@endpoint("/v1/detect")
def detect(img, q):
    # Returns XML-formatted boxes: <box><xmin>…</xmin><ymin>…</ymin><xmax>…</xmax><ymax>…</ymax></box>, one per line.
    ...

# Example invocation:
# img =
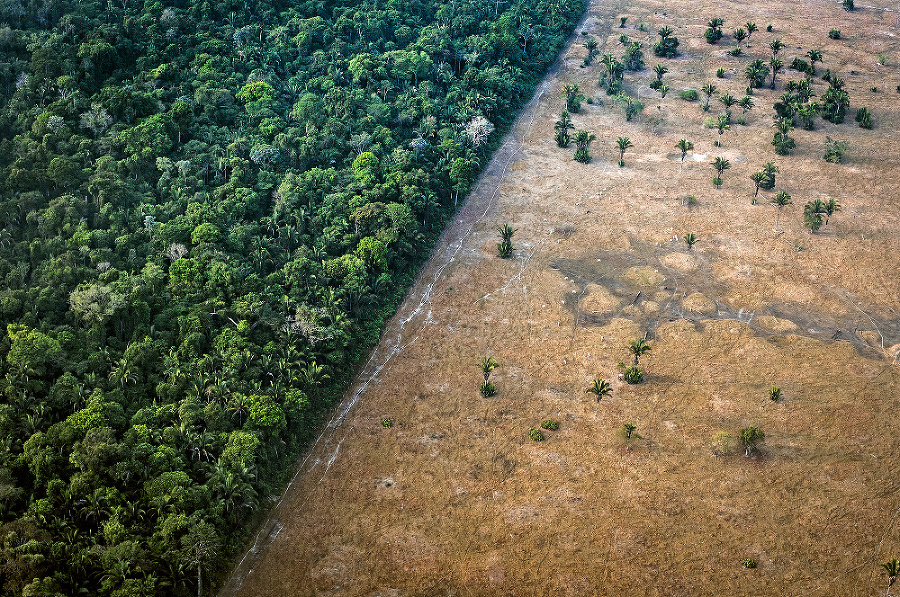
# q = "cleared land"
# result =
<box><xmin>225</xmin><ymin>0</ymin><xmax>900</xmax><ymax>595</ymax></box>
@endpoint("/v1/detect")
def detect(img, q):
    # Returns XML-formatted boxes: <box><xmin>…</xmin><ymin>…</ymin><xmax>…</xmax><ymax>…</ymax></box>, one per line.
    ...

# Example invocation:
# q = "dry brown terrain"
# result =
<box><xmin>223</xmin><ymin>0</ymin><xmax>900</xmax><ymax>595</ymax></box>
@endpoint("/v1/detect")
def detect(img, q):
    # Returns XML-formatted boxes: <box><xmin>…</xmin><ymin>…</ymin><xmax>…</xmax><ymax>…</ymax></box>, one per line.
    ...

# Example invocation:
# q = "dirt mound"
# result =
<box><xmin>578</xmin><ymin>284</ymin><xmax>622</xmax><ymax>316</ymax></box>
<box><xmin>682</xmin><ymin>292</ymin><xmax>717</xmax><ymax>315</ymax></box>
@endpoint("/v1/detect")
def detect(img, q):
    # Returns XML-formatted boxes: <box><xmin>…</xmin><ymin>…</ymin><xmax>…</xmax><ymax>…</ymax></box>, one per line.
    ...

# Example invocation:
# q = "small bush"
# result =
<box><xmin>711</xmin><ymin>431</ymin><xmax>736</xmax><ymax>456</ymax></box>
<box><xmin>855</xmin><ymin>107</ymin><xmax>873</xmax><ymax>129</ymax></box>
<box><xmin>712</xmin><ymin>176</ymin><xmax>722</xmax><ymax>188</ymax></box>
<box><xmin>528</xmin><ymin>428</ymin><xmax>545</xmax><ymax>441</ymax></box>
<box><xmin>766</xmin><ymin>24</ymin><xmax>773</xmax><ymax>32</ymax></box>
<box><xmin>619</xmin><ymin>423</ymin><xmax>640</xmax><ymax>440</ymax></box>
<box><xmin>679</xmin><ymin>89</ymin><xmax>699</xmax><ymax>101</ymax></box>
<box><xmin>497</xmin><ymin>240</ymin><xmax>513</xmax><ymax>258</ymax></box>
<box><xmin>703</xmin><ymin>116</ymin><xmax>717</xmax><ymax>128</ymax></box>
<box><xmin>828</xmin><ymin>28</ymin><xmax>841</xmax><ymax>40</ymax></box>
<box><xmin>381</xmin><ymin>418</ymin><xmax>393</xmax><ymax>428</ymax></box>
<box><xmin>742</xmin><ymin>558</ymin><xmax>757</xmax><ymax>569</ymax></box>
<box><xmin>789</xmin><ymin>58</ymin><xmax>812</xmax><ymax>74</ymax></box>
<box><xmin>716</xmin><ymin>67</ymin><xmax>725</xmax><ymax>78</ymax></box>
<box><xmin>649</xmin><ymin>79</ymin><xmax>663</xmax><ymax>91</ymax></box>
<box><xmin>540</xmin><ymin>420</ymin><xmax>560</xmax><ymax>431</ymax></box>
<box><xmin>480</xmin><ymin>380</ymin><xmax>497</xmax><ymax>397</ymax></box>
<box><xmin>735</xmin><ymin>115</ymin><xmax>747</xmax><ymax>126</ymax></box>
<box><xmin>622</xmin><ymin>365</ymin><xmax>644</xmax><ymax>384</ymax></box>
<box><xmin>823</xmin><ymin>136</ymin><xmax>848</xmax><ymax>163</ymax></box>
<box><xmin>728</xmin><ymin>47</ymin><xmax>742</xmax><ymax>57</ymax></box>
<box><xmin>843</xmin><ymin>0</ymin><xmax>854</xmax><ymax>10</ymax></box>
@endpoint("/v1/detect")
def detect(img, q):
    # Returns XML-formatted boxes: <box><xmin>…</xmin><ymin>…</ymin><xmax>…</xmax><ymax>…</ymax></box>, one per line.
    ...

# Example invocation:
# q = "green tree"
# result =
<box><xmin>806</xmin><ymin>49</ymin><xmax>823</xmax><ymax>75</ymax></box>
<box><xmin>733</xmin><ymin>28</ymin><xmax>747</xmax><ymax>46</ymax></box>
<box><xmin>804</xmin><ymin>200</ymin><xmax>826</xmax><ymax>233</ymax></box>
<box><xmin>745</xmin><ymin>22</ymin><xmax>758</xmax><ymax>43</ymax></box>
<box><xmin>561</xmin><ymin>84</ymin><xmax>585</xmax><ymax>113</ymax></box>
<box><xmin>883</xmin><ymin>558</ymin><xmax>900</xmax><ymax>587</ymax></box>
<box><xmin>479</xmin><ymin>357</ymin><xmax>498</xmax><ymax>381</ymax></box>
<box><xmin>629</xmin><ymin>338</ymin><xmax>651</xmax><ymax>364</ymax></box>
<box><xmin>585</xmin><ymin>378</ymin><xmax>612</xmax><ymax>402</ymax></box>
<box><xmin>771</xmin><ymin>191</ymin><xmax>792</xmax><ymax>230</ymax></box>
<box><xmin>739</xmin><ymin>426</ymin><xmax>765</xmax><ymax>457</ymax></box>
<box><xmin>574</xmin><ymin>130</ymin><xmax>596</xmax><ymax>163</ymax></box>
<box><xmin>555</xmin><ymin>110</ymin><xmax>575</xmax><ymax>147</ymax></box>
<box><xmin>683</xmin><ymin>232</ymin><xmax>698</xmax><ymax>250</ymax></box>
<box><xmin>676</xmin><ymin>139</ymin><xmax>694</xmax><ymax>163</ymax></box>
<box><xmin>616</xmin><ymin>136</ymin><xmax>633</xmax><ymax>167</ymax></box>
<box><xmin>701</xmin><ymin>82</ymin><xmax>718</xmax><ymax>110</ymax></box>
<box><xmin>654</xmin><ymin>63</ymin><xmax>668</xmax><ymax>81</ymax></box>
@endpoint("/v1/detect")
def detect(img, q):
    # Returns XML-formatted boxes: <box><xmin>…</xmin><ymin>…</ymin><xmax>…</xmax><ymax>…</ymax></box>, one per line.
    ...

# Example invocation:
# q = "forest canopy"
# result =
<box><xmin>0</xmin><ymin>0</ymin><xmax>585</xmax><ymax>594</ymax></box>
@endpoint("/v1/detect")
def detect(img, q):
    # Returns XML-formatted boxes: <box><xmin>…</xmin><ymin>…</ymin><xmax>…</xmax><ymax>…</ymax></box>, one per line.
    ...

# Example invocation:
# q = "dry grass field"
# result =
<box><xmin>223</xmin><ymin>0</ymin><xmax>900</xmax><ymax>595</ymax></box>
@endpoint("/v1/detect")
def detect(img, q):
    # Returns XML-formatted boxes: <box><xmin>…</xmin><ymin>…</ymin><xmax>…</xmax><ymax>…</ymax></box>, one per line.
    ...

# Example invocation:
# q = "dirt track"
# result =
<box><xmin>223</xmin><ymin>0</ymin><xmax>900</xmax><ymax>595</ymax></box>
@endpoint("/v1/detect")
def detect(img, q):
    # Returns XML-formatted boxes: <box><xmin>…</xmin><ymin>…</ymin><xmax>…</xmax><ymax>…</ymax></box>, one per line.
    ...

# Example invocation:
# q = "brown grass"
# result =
<box><xmin>224</xmin><ymin>1</ymin><xmax>900</xmax><ymax>595</ymax></box>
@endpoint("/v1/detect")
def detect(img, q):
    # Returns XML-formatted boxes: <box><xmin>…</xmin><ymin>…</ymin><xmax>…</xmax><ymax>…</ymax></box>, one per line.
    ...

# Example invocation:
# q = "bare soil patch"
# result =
<box><xmin>225</xmin><ymin>1</ymin><xmax>900</xmax><ymax>595</ymax></box>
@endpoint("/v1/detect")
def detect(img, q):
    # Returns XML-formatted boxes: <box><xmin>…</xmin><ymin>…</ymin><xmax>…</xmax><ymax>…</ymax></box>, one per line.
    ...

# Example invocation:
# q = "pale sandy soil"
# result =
<box><xmin>222</xmin><ymin>0</ymin><xmax>900</xmax><ymax>595</ymax></box>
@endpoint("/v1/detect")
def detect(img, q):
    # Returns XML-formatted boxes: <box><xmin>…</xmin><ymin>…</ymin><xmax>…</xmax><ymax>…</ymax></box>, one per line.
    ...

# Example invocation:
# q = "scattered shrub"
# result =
<box><xmin>381</xmin><ymin>418</ymin><xmax>393</xmax><ymax>428</ymax></box>
<box><xmin>619</xmin><ymin>423</ymin><xmax>640</xmax><ymax>440</ymax></box>
<box><xmin>728</xmin><ymin>47</ymin><xmax>743</xmax><ymax>57</ymax></box>
<box><xmin>716</xmin><ymin>67</ymin><xmax>725</xmax><ymax>78</ymax></box>
<box><xmin>480</xmin><ymin>380</ymin><xmax>497</xmax><ymax>397</ymax></box>
<box><xmin>712</xmin><ymin>176</ymin><xmax>722</xmax><ymax>188</ymax></box>
<box><xmin>541</xmin><ymin>420</ymin><xmax>560</xmax><ymax>431</ymax></box>
<box><xmin>789</xmin><ymin>57</ymin><xmax>812</xmax><ymax>74</ymax></box>
<box><xmin>742</xmin><ymin>558</ymin><xmax>758</xmax><ymax>569</ymax></box>
<box><xmin>843</xmin><ymin>0</ymin><xmax>854</xmax><ymax>10</ymax></box>
<box><xmin>497</xmin><ymin>240</ymin><xmax>513</xmax><ymax>258</ymax></box>
<box><xmin>528</xmin><ymin>428</ymin><xmax>545</xmax><ymax>441</ymax></box>
<box><xmin>679</xmin><ymin>89</ymin><xmax>699</xmax><ymax>101</ymax></box>
<box><xmin>877</xmin><ymin>53</ymin><xmax>887</xmax><ymax>65</ymax></box>
<box><xmin>828</xmin><ymin>28</ymin><xmax>841</xmax><ymax>40</ymax></box>
<box><xmin>711</xmin><ymin>431</ymin><xmax>736</xmax><ymax>456</ymax></box>
<box><xmin>766</xmin><ymin>24</ymin><xmax>773</xmax><ymax>32</ymax></box>
<box><xmin>855</xmin><ymin>107</ymin><xmax>873</xmax><ymax>128</ymax></box>
<box><xmin>622</xmin><ymin>365</ymin><xmax>644</xmax><ymax>384</ymax></box>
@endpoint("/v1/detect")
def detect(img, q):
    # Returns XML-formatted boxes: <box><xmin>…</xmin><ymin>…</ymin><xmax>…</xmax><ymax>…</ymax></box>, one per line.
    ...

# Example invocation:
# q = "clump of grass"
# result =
<box><xmin>620</xmin><ymin>364</ymin><xmax>644</xmax><ymax>384</ymax></box>
<box><xmin>828</xmin><ymin>28</ymin><xmax>841</xmax><ymax>40</ymax></box>
<box><xmin>480</xmin><ymin>380</ymin><xmax>497</xmax><ymax>397</ymax></box>
<box><xmin>381</xmin><ymin>418</ymin><xmax>393</xmax><ymax>428</ymax></box>
<box><xmin>742</xmin><ymin>558</ymin><xmax>757</xmax><ymax>569</ymax></box>
<box><xmin>528</xmin><ymin>428</ymin><xmax>545</xmax><ymax>441</ymax></box>
<box><xmin>679</xmin><ymin>89</ymin><xmax>699</xmax><ymax>101</ymax></box>
<box><xmin>540</xmin><ymin>420</ymin><xmax>559</xmax><ymax>431</ymax></box>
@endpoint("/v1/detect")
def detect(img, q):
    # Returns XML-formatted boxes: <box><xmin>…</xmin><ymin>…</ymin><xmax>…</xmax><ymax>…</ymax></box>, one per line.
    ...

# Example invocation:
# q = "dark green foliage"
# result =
<box><xmin>381</xmin><ymin>418</ymin><xmax>394</xmax><ymax>428</ymax></box>
<box><xmin>883</xmin><ymin>558</ymin><xmax>900</xmax><ymax>587</ymax></box>
<box><xmin>790</xmin><ymin>58</ymin><xmax>813</xmax><ymax>75</ymax></box>
<box><xmin>653</xmin><ymin>27</ymin><xmax>680</xmax><ymax>58</ymax></box>
<box><xmin>843</xmin><ymin>0</ymin><xmax>854</xmax><ymax>10</ymax></box>
<box><xmin>729</xmin><ymin>47</ymin><xmax>743</xmax><ymax>57</ymax></box>
<box><xmin>540</xmin><ymin>420</ymin><xmax>560</xmax><ymax>431</ymax></box>
<box><xmin>562</xmin><ymin>84</ymin><xmax>586</xmax><ymax>113</ymax></box>
<box><xmin>0</xmin><ymin>0</ymin><xmax>586</xmax><ymax>593</ymax></box>
<box><xmin>574</xmin><ymin>130</ymin><xmax>597</xmax><ymax>163</ymax></box>
<box><xmin>717</xmin><ymin>68</ymin><xmax>726</xmax><ymax>78</ymax></box>
<box><xmin>617</xmin><ymin>94</ymin><xmax>644</xmax><ymax>121</ymax></box>
<box><xmin>824</xmin><ymin>136</ymin><xmax>849</xmax><ymax>163</ymax></box>
<box><xmin>480</xmin><ymin>381</ymin><xmax>498</xmax><ymax>397</ymax></box>
<box><xmin>623</xmin><ymin>42</ymin><xmax>645</xmax><ymax>71</ymax></box>
<box><xmin>745</xmin><ymin>59</ymin><xmax>770</xmax><ymax>89</ymax></box>
<box><xmin>555</xmin><ymin>111</ymin><xmax>575</xmax><ymax>147</ymax></box>
<box><xmin>704</xmin><ymin>18</ymin><xmax>725</xmax><ymax>44</ymax></box>
<box><xmin>769</xmin><ymin>386</ymin><xmax>782</xmax><ymax>402</ymax></box>
<box><xmin>679</xmin><ymin>90</ymin><xmax>699</xmax><ymax>102</ymax></box>
<box><xmin>829</xmin><ymin>29</ymin><xmax>842</xmax><ymax>40</ymax></box>
<box><xmin>822</xmin><ymin>80</ymin><xmax>850</xmax><ymax>123</ymax></box>
<box><xmin>528</xmin><ymin>428</ymin><xmax>545</xmax><ymax>441</ymax></box>
<box><xmin>804</xmin><ymin>200</ymin><xmax>826</xmax><ymax>232</ymax></box>
<box><xmin>620</xmin><ymin>423</ymin><xmax>639</xmax><ymax>440</ymax></box>
<box><xmin>742</xmin><ymin>558</ymin><xmax>758</xmax><ymax>569</ymax></box>
<box><xmin>855</xmin><ymin>107</ymin><xmax>873</xmax><ymax>129</ymax></box>
<box><xmin>497</xmin><ymin>240</ymin><xmax>514</xmax><ymax>258</ymax></box>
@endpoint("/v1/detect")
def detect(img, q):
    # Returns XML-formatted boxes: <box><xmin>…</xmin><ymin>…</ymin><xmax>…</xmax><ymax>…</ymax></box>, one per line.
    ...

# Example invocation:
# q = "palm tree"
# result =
<box><xmin>554</xmin><ymin>110</ymin><xmax>574</xmax><ymax>147</ymax></box>
<box><xmin>573</xmin><ymin>130</ymin><xmax>596</xmax><ymax>163</ymax></box>
<box><xmin>733</xmin><ymin>27</ymin><xmax>747</xmax><ymax>46</ymax></box>
<box><xmin>561</xmin><ymin>84</ymin><xmax>583</xmax><ymax>113</ymax></box>
<box><xmin>771</xmin><ymin>191</ymin><xmax>792</xmax><ymax>230</ymax></box>
<box><xmin>654</xmin><ymin>63</ymin><xmax>668</xmax><ymax>81</ymax></box>
<box><xmin>751</xmin><ymin>171</ymin><xmax>767</xmax><ymax>202</ymax></box>
<box><xmin>479</xmin><ymin>356</ymin><xmax>498</xmax><ymax>381</ymax></box>
<box><xmin>719</xmin><ymin>92</ymin><xmax>737</xmax><ymax>108</ymax></box>
<box><xmin>806</xmin><ymin>49</ymin><xmax>823</xmax><ymax>75</ymax></box>
<box><xmin>629</xmin><ymin>338</ymin><xmax>651</xmax><ymax>364</ymax></box>
<box><xmin>823</xmin><ymin>198</ymin><xmax>841</xmax><ymax>226</ymax></box>
<box><xmin>701</xmin><ymin>82</ymin><xmax>718</xmax><ymax>110</ymax></box>
<box><xmin>769</xmin><ymin>57</ymin><xmax>783</xmax><ymax>89</ymax></box>
<box><xmin>772</xmin><ymin>117</ymin><xmax>795</xmax><ymax>155</ymax></box>
<box><xmin>745</xmin><ymin>22</ymin><xmax>758</xmax><ymax>42</ymax></box>
<box><xmin>883</xmin><ymin>558</ymin><xmax>900</xmax><ymax>587</ymax></box>
<box><xmin>804</xmin><ymin>199</ymin><xmax>827</xmax><ymax>233</ymax></box>
<box><xmin>769</xmin><ymin>385</ymin><xmax>782</xmax><ymax>402</ymax></box>
<box><xmin>584</xmin><ymin>37</ymin><xmax>599</xmax><ymax>63</ymax></box>
<box><xmin>658</xmin><ymin>26</ymin><xmax>673</xmax><ymax>40</ymax></box>
<box><xmin>616</xmin><ymin>136</ymin><xmax>633</xmax><ymax>167</ymax></box>
<box><xmin>739</xmin><ymin>95</ymin><xmax>754</xmax><ymax>112</ymax></box>
<box><xmin>676</xmin><ymin>138</ymin><xmax>694</xmax><ymax>163</ymax></box>
<box><xmin>585</xmin><ymin>378</ymin><xmax>612</xmax><ymax>402</ymax></box>
<box><xmin>769</xmin><ymin>38</ymin><xmax>785</xmax><ymax>59</ymax></box>
<box><xmin>715</xmin><ymin>114</ymin><xmax>731</xmax><ymax>145</ymax></box>
<box><xmin>497</xmin><ymin>224</ymin><xmax>515</xmax><ymax>242</ymax></box>
<box><xmin>713</xmin><ymin>156</ymin><xmax>731</xmax><ymax>179</ymax></box>
<box><xmin>683</xmin><ymin>232</ymin><xmax>698</xmax><ymax>250</ymax></box>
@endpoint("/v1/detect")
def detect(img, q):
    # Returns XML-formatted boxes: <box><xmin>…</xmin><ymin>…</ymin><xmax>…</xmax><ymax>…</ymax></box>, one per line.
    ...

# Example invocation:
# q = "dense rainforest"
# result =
<box><xmin>0</xmin><ymin>0</ymin><xmax>585</xmax><ymax>594</ymax></box>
